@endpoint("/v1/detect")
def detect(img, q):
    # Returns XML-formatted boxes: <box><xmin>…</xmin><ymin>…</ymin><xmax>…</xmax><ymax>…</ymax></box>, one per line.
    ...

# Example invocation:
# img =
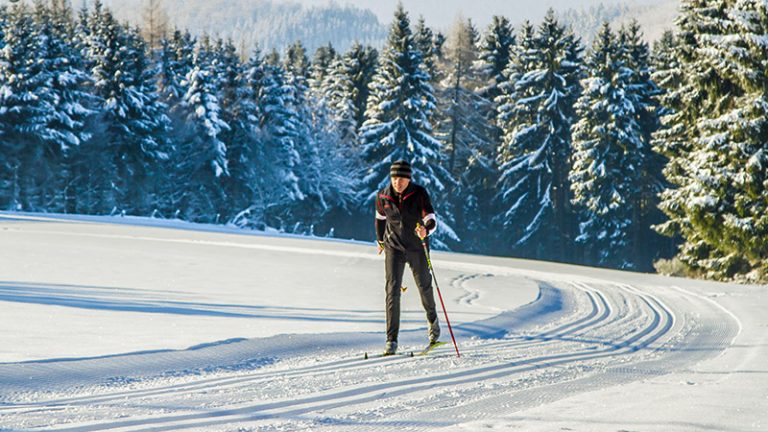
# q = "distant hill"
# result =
<box><xmin>558</xmin><ymin>0</ymin><xmax>679</xmax><ymax>45</ymax></box>
<box><xmin>100</xmin><ymin>0</ymin><xmax>679</xmax><ymax>56</ymax></box>
<box><xmin>101</xmin><ymin>0</ymin><xmax>388</xmax><ymax>55</ymax></box>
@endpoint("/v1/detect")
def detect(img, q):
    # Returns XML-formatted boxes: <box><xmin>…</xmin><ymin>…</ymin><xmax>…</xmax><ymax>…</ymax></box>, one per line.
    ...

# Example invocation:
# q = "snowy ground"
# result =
<box><xmin>0</xmin><ymin>211</ymin><xmax>766</xmax><ymax>431</ymax></box>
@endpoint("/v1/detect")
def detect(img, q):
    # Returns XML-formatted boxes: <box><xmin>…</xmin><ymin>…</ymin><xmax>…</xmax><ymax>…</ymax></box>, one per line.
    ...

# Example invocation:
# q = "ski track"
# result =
<box><xmin>0</xmin><ymin>219</ymin><xmax>739</xmax><ymax>430</ymax></box>
<box><xmin>0</xmin><ymin>271</ymin><xmax>739</xmax><ymax>432</ymax></box>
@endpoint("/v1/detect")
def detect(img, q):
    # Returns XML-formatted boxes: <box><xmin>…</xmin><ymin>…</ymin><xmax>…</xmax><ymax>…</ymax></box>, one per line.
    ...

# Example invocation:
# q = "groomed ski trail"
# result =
<box><xmin>0</xmin><ymin>280</ymin><xmax>736</xmax><ymax>431</ymax></box>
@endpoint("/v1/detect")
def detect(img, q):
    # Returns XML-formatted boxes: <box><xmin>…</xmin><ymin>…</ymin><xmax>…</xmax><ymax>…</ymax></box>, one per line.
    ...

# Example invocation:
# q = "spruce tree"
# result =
<box><xmin>413</xmin><ymin>16</ymin><xmax>441</xmax><ymax>83</ymax></box>
<box><xmin>81</xmin><ymin>8</ymin><xmax>170</xmax><ymax>215</ymax></box>
<box><xmin>254</xmin><ymin>62</ymin><xmax>303</xmax><ymax>229</ymax></box>
<box><xmin>344</xmin><ymin>42</ymin><xmax>378</xmax><ymax>129</ymax></box>
<box><xmin>435</xmin><ymin>17</ymin><xmax>495</xmax><ymax>250</ymax></box>
<box><xmin>214</xmin><ymin>40</ymin><xmax>261</xmax><ymax>223</ymax></box>
<box><xmin>0</xmin><ymin>3</ymin><xmax>61</xmax><ymax>211</ymax></box>
<box><xmin>33</xmin><ymin>1</ymin><xmax>93</xmax><ymax>213</ymax></box>
<box><xmin>359</xmin><ymin>4</ymin><xmax>453</xmax><ymax>244</ymax></box>
<box><xmin>655</xmin><ymin>0</ymin><xmax>768</xmax><ymax>280</ymax></box>
<box><xmin>308</xmin><ymin>42</ymin><xmax>337</xmax><ymax>97</ymax></box>
<box><xmin>618</xmin><ymin>20</ymin><xmax>666</xmax><ymax>270</ymax></box>
<box><xmin>570</xmin><ymin>23</ymin><xmax>642</xmax><ymax>269</ymax></box>
<box><xmin>174</xmin><ymin>40</ymin><xmax>230</xmax><ymax>222</ymax></box>
<box><xmin>359</xmin><ymin>4</ymin><xmax>446</xmax><ymax>194</ymax></box>
<box><xmin>284</xmin><ymin>40</ymin><xmax>309</xmax><ymax>77</ymax></box>
<box><xmin>158</xmin><ymin>29</ymin><xmax>195</xmax><ymax>106</ymax></box>
<box><xmin>495</xmin><ymin>12</ymin><xmax>583</xmax><ymax>261</ymax></box>
<box><xmin>321</xmin><ymin>55</ymin><xmax>358</xmax><ymax>148</ymax></box>
<box><xmin>475</xmin><ymin>15</ymin><xmax>515</xmax><ymax>104</ymax></box>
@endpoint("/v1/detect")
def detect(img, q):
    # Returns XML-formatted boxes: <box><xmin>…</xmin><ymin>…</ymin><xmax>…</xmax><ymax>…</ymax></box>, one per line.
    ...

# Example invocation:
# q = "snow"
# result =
<box><xmin>0</xmin><ymin>211</ymin><xmax>766</xmax><ymax>431</ymax></box>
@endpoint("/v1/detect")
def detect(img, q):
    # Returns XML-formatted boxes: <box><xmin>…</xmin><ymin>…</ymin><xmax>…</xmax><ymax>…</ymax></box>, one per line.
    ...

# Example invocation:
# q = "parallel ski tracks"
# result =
<box><xmin>0</xmin><ymin>277</ymin><xmax>706</xmax><ymax>432</ymax></box>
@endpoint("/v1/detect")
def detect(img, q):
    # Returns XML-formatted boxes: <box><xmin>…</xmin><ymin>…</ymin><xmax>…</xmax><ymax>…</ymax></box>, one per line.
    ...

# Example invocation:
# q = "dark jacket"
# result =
<box><xmin>375</xmin><ymin>182</ymin><xmax>437</xmax><ymax>252</ymax></box>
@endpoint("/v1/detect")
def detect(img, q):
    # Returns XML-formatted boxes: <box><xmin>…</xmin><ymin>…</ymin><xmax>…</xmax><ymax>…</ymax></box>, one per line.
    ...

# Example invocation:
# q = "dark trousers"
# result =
<box><xmin>385</xmin><ymin>248</ymin><xmax>438</xmax><ymax>343</ymax></box>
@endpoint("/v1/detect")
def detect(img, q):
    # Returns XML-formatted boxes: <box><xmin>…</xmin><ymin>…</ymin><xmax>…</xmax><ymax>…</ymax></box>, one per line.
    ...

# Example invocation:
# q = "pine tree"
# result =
<box><xmin>80</xmin><ymin>8</ymin><xmax>171</xmax><ymax>215</ymax></box>
<box><xmin>570</xmin><ymin>23</ymin><xmax>642</xmax><ymax>269</ymax></box>
<box><xmin>284</xmin><ymin>40</ymin><xmax>309</xmax><ymax>77</ymax></box>
<box><xmin>359</xmin><ymin>4</ymin><xmax>454</xmax><ymax>245</ymax></box>
<box><xmin>254</xmin><ymin>62</ymin><xmax>303</xmax><ymax>229</ymax></box>
<box><xmin>32</xmin><ymin>0</ymin><xmax>93</xmax><ymax>213</ymax></box>
<box><xmin>655</xmin><ymin>0</ymin><xmax>768</xmax><ymax>280</ymax></box>
<box><xmin>475</xmin><ymin>15</ymin><xmax>515</xmax><ymax>104</ymax></box>
<box><xmin>321</xmin><ymin>55</ymin><xmax>358</xmax><ymax>147</ymax></box>
<box><xmin>158</xmin><ymin>29</ymin><xmax>195</xmax><ymax>105</ymax></box>
<box><xmin>0</xmin><ymin>3</ymin><xmax>60</xmax><ymax>211</ymax></box>
<box><xmin>308</xmin><ymin>42</ymin><xmax>337</xmax><ymax>97</ymax></box>
<box><xmin>618</xmin><ymin>20</ymin><xmax>666</xmax><ymax>270</ymax></box>
<box><xmin>413</xmin><ymin>16</ymin><xmax>441</xmax><ymax>83</ymax></box>
<box><xmin>173</xmin><ymin>40</ymin><xmax>230</xmax><ymax>222</ymax></box>
<box><xmin>359</xmin><ymin>5</ymin><xmax>447</xmax><ymax>193</ymax></box>
<box><xmin>434</xmin><ymin>17</ymin><xmax>495</xmax><ymax>250</ymax></box>
<box><xmin>495</xmin><ymin>12</ymin><xmax>583</xmax><ymax>261</ymax></box>
<box><xmin>344</xmin><ymin>41</ymin><xmax>378</xmax><ymax>129</ymax></box>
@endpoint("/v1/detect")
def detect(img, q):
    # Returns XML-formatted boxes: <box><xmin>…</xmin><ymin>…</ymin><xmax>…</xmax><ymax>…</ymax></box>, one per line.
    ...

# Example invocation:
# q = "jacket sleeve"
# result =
<box><xmin>375</xmin><ymin>197</ymin><xmax>386</xmax><ymax>243</ymax></box>
<box><xmin>420</xmin><ymin>189</ymin><xmax>437</xmax><ymax>236</ymax></box>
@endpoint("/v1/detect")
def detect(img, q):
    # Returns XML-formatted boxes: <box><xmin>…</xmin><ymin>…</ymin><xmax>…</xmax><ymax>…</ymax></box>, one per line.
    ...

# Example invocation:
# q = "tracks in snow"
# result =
<box><xmin>0</xmin><ymin>277</ymin><xmax>737</xmax><ymax>432</ymax></box>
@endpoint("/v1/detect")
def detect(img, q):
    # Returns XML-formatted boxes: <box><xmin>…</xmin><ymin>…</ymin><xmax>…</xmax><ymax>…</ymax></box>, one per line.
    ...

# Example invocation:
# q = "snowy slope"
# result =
<box><xmin>0</xmin><ymin>212</ymin><xmax>765</xmax><ymax>431</ymax></box>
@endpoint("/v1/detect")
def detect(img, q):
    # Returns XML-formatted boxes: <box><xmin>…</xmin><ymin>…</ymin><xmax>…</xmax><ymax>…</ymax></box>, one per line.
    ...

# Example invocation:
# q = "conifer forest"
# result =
<box><xmin>1</xmin><ymin>0</ymin><xmax>767</xmax><ymax>282</ymax></box>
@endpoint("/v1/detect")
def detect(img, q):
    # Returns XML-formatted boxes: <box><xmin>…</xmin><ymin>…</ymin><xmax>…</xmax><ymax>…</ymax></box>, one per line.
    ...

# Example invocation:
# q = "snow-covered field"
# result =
<box><xmin>0</xmin><ymin>211</ymin><xmax>766</xmax><ymax>431</ymax></box>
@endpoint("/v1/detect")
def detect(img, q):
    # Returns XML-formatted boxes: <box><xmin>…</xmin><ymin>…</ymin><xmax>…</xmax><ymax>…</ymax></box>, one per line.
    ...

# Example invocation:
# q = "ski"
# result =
<box><xmin>363</xmin><ymin>350</ymin><xmax>414</xmax><ymax>360</ymax></box>
<box><xmin>362</xmin><ymin>341</ymin><xmax>448</xmax><ymax>360</ymax></box>
<box><xmin>418</xmin><ymin>341</ymin><xmax>448</xmax><ymax>356</ymax></box>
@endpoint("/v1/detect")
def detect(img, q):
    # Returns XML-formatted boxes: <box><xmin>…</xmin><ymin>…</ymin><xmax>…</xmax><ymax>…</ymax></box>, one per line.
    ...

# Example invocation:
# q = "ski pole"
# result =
<box><xmin>417</xmin><ymin>224</ymin><xmax>461</xmax><ymax>358</ymax></box>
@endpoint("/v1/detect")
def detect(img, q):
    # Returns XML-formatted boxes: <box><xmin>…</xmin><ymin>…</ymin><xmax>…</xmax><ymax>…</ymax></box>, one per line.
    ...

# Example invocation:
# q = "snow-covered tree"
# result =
<box><xmin>308</xmin><ymin>42</ymin><xmax>337</xmax><ymax>97</ymax></box>
<box><xmin>173</xmin><ymin>40</ymin><xmax>230</xmax><ymax>222</ymax></box>
<box><xmin>0</xmin><ymin>2</ymin><xmax>59</xmax><ymax>211</ymax></box>
<box><xmin>570</xmin><ymin>22</ymin><xmax>642</xmax><ymax>269</ymax></box>
<box><xmin>654</xmin><ymin>0</ymin><xmax>768</xmax><ymax>280</ymax></box>
<box><xmin>321</xmin><ymin>55</ymin><xmax>358</xmax><ymax>147</ymax></box>
<box><xmin>252</xmin><ymin>62</ymin><xmax>303</xmax><ymax>229</ymax></box>
<box><xmin>360</xmin><ymin>4</ymin><xmax>447</xmax><ymax>196</ymax></box>
<box><xmin>33</xmin><ymin>1</ymin><xmax>93</xmax><ymax>213</ymax></box>
<box><xmin>81</xmin><ymin>9</ymin><xmax>171</xmax><ymax>215</ymax></box>
<box><xmin>474</xmin><ymin>15</ymin><xmax>515</xmax><ymax>104</ymax></box>
<box><xmin>413</xmin><ymin>16</ymin><xmax>442</xmax><ymax>83</ymax></box>
<box><xmin>158</xmin><ymin>29</ymin><xmax>195</xmax><ymax>106</ymax></box>
<box><xmin>343</xmin><ymin>41</ymin><xmax>378</xmax><ymax>129</ymax></box>
<box><xmin>359</xmin><ymin>4</ymin><xmax>455</xmax><ymax>245</ymax></box>
<box><xmin>618</xmin><ymin>20</ymin><xmax>667</xmax><ymax>270</ymax></box>
<box><xmin>434</xmin><ymin>17</ymin><xmax>496</xmax><ymax>250</ymax></box>
<box><xmin>212</xmin><ymin>40</ymin><xmax>262</xmax><ymax>223</ymax></box>
<box><xmin>494</xmin><ymin>11</ymin><xmax>583</xmax><ymax>261</ymax></box>
<box><xmin>284</xmin><ymin>40</ymin><xmax>309</xmax><ymax>77</ymax></box>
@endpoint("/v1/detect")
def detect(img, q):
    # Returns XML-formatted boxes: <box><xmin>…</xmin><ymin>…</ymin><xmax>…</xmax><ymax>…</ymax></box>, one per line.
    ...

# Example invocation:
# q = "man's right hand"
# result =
<box><xmin>377</xmin><ymin>241</ymin><xmax>384</xmax><ymax>255</ymax></box>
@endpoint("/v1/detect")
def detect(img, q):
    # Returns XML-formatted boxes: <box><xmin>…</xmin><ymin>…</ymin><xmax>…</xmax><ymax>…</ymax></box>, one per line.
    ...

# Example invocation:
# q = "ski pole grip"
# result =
<box><xmin>415</xmin><ymin>222</ymin><xmax>426</xmax><ymax>240</ymax></box>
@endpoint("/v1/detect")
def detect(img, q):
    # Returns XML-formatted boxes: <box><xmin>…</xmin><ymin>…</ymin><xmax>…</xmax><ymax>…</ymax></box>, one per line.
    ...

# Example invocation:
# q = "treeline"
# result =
<box><xmin>1</xmin><ymin>0</ymin><xmax>766</xmax><ymax>281</ymax></box>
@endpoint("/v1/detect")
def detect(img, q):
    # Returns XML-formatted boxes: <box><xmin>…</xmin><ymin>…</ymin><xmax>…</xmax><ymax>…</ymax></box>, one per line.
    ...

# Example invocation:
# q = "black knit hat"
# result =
<box><xmin>390</xmin><ymin>160</ymin><xmax>412</xmax><ymax>178</ymax></box>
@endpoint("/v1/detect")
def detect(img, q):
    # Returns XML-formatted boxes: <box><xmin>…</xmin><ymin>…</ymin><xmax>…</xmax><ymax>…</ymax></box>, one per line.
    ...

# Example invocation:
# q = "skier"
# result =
<box><xmin>375</xmin><ymin>160</ymin><xmax>440</xmax><ymax>355</ymax></box>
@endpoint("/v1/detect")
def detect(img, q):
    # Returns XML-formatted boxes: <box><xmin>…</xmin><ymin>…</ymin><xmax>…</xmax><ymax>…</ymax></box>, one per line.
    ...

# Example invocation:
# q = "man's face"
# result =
<box><xmin>391</xmin><ymin>176</ymin><xmax>410</xmax><ymax>194</ymax></box>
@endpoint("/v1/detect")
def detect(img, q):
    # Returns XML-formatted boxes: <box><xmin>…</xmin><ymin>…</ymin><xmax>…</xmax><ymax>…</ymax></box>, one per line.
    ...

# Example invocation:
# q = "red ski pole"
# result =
<box><xmin>417</xmin><ymin>224</ymin><xmax>460</xmax><ymax>358</ymax></box>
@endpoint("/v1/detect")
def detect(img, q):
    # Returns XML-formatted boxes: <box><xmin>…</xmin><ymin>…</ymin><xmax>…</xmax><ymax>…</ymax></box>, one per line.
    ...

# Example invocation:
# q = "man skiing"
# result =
<box><xmin>375</xmin><ymin>160</ymin><xmax>440</xmax><ymax>355</ymax></box>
